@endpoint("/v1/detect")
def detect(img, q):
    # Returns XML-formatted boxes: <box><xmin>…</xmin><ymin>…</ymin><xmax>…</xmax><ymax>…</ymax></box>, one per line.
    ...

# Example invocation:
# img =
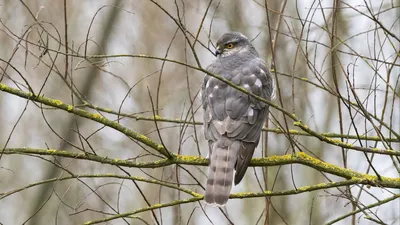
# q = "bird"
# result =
<box><xmin>202</xmin><ymin>32</ymin><xmax>274</xmax><ymax>206</ymax></box>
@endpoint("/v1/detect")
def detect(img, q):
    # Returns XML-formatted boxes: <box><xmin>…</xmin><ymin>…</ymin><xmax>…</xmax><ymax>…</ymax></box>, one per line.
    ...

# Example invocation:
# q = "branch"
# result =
<box><xmin>80</xmin><ymin>103</ymin><xmax>400</xmax><ymax>143</ymax></box>
<box><xmin>82</xmin><ymin>187</ymin><xmax>400</xmax><ymax>225</ymax></box>
<box><xmin>0</xmin><ymin>174</ymin><xmax>201</xmax><ymax>200</ymax></box>
<box><xmin>3</xmin><ymin>148</ymin><xmax>400</xmax><ymax>189</ymax></box>
<box><xmin>0</xmin><ymin>83</ymin><xmax>171</xmax><ymax>158</ymax></box>
<box><xmin>1</xmin><ymin>82</ymin><xmax>398</xmax><ymax>156</ymax></box>
<box><xmin>83</xmin><ymin>196</ymin><xmax>202</xmax><ymax>225</ymax></box>
<box><xmin>325</xmin><ymin>194</ymin><xmax>400</xmax><ymax>225</ymax></box>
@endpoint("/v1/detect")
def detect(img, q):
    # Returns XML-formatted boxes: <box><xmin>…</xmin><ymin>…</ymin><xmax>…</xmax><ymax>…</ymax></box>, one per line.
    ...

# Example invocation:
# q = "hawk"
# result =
<box><xmin>202</xmin><ymin>32</ymin><xmax>274</xmax><ymax>206</ymax></box>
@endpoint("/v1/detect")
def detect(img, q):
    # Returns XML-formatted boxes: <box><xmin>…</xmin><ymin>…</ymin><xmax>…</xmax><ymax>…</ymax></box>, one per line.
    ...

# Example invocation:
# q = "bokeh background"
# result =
<box><xmin>0</xmin><ymin>0</ymin><xmax>399</xmax><ymax>224</ymax></box>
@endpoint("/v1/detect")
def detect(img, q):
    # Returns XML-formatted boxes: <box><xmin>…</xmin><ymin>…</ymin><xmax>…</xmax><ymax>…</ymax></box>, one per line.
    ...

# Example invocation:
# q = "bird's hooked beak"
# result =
<box><xmin>215</xmin><ymin>46</ymin><xmax>222</xmax><ymax>56</ymax></box>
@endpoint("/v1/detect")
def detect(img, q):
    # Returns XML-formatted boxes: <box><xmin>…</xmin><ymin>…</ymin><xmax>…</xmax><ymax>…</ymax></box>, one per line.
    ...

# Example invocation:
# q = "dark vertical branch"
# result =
<box><xmin>329</xmin><ymin>1</ymin><xmax>356</xmax><ymax>224</ymax></box>
<box><xmin>262</xmin><ymin>1</ymin><xmax>287</xmax><ymax>224</ymax></box>
<box><xmin>63</xmin><ymin>0</ymin><xmax>68</xmax><ymax>80</ymax></box>
<box><xmin>28</xmin><ymin>1</ymin><xmax>125</xmax><ymax>224</ymax></box>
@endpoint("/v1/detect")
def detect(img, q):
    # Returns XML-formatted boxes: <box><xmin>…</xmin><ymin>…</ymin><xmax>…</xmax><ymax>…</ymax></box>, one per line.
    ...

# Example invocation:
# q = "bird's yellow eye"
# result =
<box><xmin>225</xmin><ymin>43</ymin><xmax>234</xmax><ymax>49</ymax></box>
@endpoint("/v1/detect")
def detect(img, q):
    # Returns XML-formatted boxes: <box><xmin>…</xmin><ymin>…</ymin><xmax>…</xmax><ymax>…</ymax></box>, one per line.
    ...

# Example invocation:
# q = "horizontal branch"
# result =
<box><xmin>0</xmin><ymin>174</ymin><xmax>201</xmax><ymax>200</ymax></box>
<box><xmin>2</xmin><ymin>147</ymin><xmax>399</xmax><ymax>224</ymax></box>
<box><xmin>83</xmin><ymin>184</ymin><xmax>400</xmax><ymax>225</ymax></box>
<box><xmin>1</xmin><ymin>83</ymin><xmax>398</xmax><ymax>156</ymax></box>
<box><xmin>83</xmin><ymin>196</ymin><xmax>202</xmax><ymax>224</ymax></box>
<box><xmin>3</xmin><ymin>148</ymin><xmax>400</xmax><ymax>189</ymax></box>
<box><xmin>81</xmin><ymin>103</ymin><xmax>400</xmax><ymax>143</ymax></box>
<box><xmin>293</xmin><ymin>122</ymin><xmax>399</xmax><ymax>155</ymax></box>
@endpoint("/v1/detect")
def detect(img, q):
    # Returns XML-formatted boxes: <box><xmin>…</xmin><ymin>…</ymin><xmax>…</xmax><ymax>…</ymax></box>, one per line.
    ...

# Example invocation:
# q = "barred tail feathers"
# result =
<box><xmin>205</xmin><ymin>140</ymin><xmax>240</xmax><ymax>206</ymax></box>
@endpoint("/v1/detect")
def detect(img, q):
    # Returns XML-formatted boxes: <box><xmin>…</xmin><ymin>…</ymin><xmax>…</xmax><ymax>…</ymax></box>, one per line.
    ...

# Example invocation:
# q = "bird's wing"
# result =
<box><xmin>202</xmin><ymin>57</ymin><xmax>273</xmax><ymax>185</ymax></box>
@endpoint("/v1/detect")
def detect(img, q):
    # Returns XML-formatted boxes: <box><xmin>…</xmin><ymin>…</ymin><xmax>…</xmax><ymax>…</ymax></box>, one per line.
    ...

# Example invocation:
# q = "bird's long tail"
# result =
<box><xmin>205</xmin><ymin>139</ymin><xmax>240</xmax><ymax>206</ymax></box>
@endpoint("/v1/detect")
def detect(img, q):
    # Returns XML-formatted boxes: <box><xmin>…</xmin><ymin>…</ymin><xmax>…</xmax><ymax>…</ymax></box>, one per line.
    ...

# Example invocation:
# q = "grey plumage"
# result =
<box><xmin>202</xmin><ymin>32</ymin><xmax>273</xmax><ymax>206</ymax></box>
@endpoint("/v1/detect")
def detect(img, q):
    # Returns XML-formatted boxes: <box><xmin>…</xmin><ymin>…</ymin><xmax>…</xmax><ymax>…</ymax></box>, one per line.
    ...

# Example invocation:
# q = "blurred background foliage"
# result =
<box><xmin>0</xmin><ymin>0</ymin><xmax>399</xmax><ymax>224</ymax></box>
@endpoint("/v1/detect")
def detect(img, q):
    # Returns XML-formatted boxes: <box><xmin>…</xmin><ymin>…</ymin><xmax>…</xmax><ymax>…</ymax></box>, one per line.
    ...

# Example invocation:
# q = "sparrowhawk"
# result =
<box><xmin>202</xmin><ymin>32</ymin><xmax>273</xmax><ymax>206</ymax></box>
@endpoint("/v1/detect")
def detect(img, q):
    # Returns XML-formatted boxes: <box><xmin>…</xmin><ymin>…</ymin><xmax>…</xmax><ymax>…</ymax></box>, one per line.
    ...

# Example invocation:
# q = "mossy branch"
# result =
<box><xmin>82</xmin><ymin>184</ymin><xmax>400</xmax><ymax>225</ymax></box>
<box><xmin>1</xmin><ymin>83</ymin><xmax>398</xmax><ymax>156</ymax></box>
<box><xmin>1</xmin><ymin>146</ymin><xmax>399</xmax><ymax>224</ymax></box>
<box><xmin>0</xmin><ymin>83</ymin><xmax>170</xmax><ymax>158</ymax></box>
<box><xmin>3</xmin><ymin>148</ymin><xmax>400</xmax><ymax>189</ymax></box>
<box><xmin>1</xmin><ymin>165</ymin><xmax>398</xmax><ymax>224</ymax></box>
<box><xmin>83</xmin><ymin>196</ymin><xmax>203</xmax><ymax>225</ymax></box>
<box><xmin>293</xmin><ymin>122</ymin><xmax>399</xmax><ymax>155</ymax></box>
<box><xmin>85</xmin><ymin>54</ymin><xmax>400</xmax><ymax>140</ymax></box>
<box><xmin>80</xmin><ymin>102</ymin><xmax>400</xmax><ymax>143</ymax></box>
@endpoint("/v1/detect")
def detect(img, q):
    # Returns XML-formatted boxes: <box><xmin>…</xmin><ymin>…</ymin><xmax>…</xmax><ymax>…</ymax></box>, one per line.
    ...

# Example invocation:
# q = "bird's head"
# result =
<box><xmin>215</xmin><ymin>32</ymin><xmax>253</xmax><ymax>58</ymax></box>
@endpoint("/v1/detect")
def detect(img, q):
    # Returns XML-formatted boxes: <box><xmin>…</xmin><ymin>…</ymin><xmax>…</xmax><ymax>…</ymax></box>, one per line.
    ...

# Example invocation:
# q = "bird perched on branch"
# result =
<box><xmin>202</xmin><ymin>32</ymin><xmax>274</xmax><ymax>206</ymax></box>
